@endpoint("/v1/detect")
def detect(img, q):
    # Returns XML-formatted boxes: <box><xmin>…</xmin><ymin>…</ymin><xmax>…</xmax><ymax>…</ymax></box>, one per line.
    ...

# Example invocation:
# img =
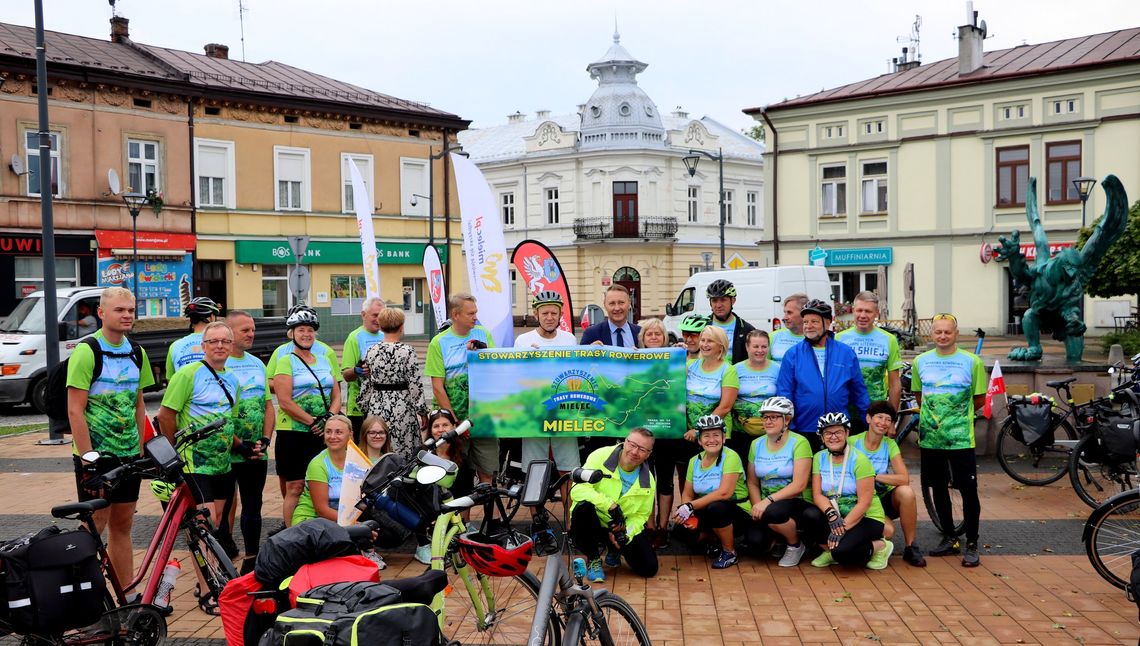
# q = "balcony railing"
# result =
<box><xmin>573</xmin><ymin>216</ymin><xmax>679</xmax><ymax>240</ymax></box>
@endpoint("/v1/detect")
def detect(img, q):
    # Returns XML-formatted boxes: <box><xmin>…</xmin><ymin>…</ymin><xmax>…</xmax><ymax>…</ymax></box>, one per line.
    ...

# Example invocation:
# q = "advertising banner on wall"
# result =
<box><xmin>97</xmin><ymin>253</ymin><xmax>193</xmax><ymax>317</ymax></box>
<box><xmin>511</xmin><ymin>239</ymin><xmax>575</xmax><ymax>333</ymax></box>
<box><xmin>467</xmin><ymin>346</ymin><xmax>687</xmax><ymax>438</ymax></box>
<box><xmin>452</xmin><ymin>152</ymin><xmax>513</xmax><ymax>349</ymax></box>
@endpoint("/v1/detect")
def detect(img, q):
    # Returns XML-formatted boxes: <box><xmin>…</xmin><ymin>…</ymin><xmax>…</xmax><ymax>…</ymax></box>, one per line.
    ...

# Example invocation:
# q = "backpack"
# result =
<box><xmin>44</xmin><ymin>336</ymin><xmax>144</xmax><ymax>422</ymax></box>
<box><xmin>0</xmin><ymin>525</ymin><xmax>105</xmax><ymax>636</ymax></box>
<box><xmin>259</xmin><ymin>581</ymin><xmax>442</xmax><ymax>646</ymax></box>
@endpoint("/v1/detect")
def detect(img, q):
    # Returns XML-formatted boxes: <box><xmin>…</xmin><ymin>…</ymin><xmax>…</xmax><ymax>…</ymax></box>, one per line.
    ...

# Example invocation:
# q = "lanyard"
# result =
<box><xmin>825</xmin><ymin>448</ymin><xmax>850</xmax><ymax>498</ymax></box>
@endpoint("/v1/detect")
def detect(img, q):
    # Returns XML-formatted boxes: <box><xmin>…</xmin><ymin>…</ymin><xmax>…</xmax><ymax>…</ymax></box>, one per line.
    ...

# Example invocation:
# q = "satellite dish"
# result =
<box><xmin>107</xmin><ymin>168</ymin><xmax>121</xmax><ymax>195</ymax></box>
<box><xmin>979</xmin><ymin>20</ymin><xmax>988</xmax><ymax>39</ymax></box>
<box><xmin>8</xmin><ymin>154</ymin><xmax>26</xmax><ymax>176</ymax></box>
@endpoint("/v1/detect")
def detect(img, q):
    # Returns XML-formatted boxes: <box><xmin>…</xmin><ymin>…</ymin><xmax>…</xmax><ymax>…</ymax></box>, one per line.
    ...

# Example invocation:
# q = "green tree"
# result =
<box><xmin>742</xmin><ymin>124</ymin><xmax>765</xmax><ymax>144</ymax></box>
<box><xmin>1076</xmin><ymin>199</ymin><xmax>1140</xmax><ymax>299</ymax></box>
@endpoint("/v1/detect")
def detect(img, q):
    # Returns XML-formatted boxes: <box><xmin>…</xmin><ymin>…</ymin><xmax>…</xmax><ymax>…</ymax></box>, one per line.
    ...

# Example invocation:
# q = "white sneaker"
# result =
<box><xmin>364</xmin><ymin>549</ymin><xmax>387</xmax><ymax>571</ymax></box>
<box><xmin>414</xmin><ymin>544</ymin><xmax>432</xmax><ymax>565</ymax></box>
<box><xmin>778</xmin><ymin>543</ymin><xmax>806</xmax><ymax>567</ymax></box>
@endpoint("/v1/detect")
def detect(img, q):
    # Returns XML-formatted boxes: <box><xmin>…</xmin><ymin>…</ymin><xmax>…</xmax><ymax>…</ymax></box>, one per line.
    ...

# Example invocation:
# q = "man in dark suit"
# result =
<box><xmin>581</xmin><ymin>284</ymin><xmax>641</xmax><ymax>348</ymax></box>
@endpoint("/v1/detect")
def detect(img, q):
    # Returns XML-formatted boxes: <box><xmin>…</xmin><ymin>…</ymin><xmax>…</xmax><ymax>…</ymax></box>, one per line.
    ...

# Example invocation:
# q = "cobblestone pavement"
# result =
<box><xmin>2</xmin><ymin>432</ymin><xmax>1137</xmax><ymax>644</ymax></box>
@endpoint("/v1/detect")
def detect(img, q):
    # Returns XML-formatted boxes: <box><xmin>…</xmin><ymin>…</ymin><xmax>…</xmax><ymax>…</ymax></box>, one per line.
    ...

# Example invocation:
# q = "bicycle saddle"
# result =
<box><xmin>381</xmin><ymin>569</ymin><xmax>448</xmax><ymax>605</ymax></box>
<box><xmin>51</xmin><ymin>499</ymin><xmax>110</xmax><ymax>518</ymax></box>
<box><xmin>1046</xmin><ymin>377</ymin><xmax>1078</xmax><ymax>388</ymax></box>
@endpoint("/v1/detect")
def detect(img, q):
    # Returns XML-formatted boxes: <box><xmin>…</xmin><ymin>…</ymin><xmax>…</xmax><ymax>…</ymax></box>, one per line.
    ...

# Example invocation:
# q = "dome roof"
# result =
<box><xmin>579</xmin><ymin>29</ymin><xmax>666</xmax><ymax>151</ymax></box>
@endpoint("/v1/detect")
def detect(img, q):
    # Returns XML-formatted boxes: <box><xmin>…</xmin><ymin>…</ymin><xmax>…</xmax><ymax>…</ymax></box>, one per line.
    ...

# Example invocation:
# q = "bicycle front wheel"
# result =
<box><xmin>996</xmin><ymin>415</ymin><xmax>1075</xmax><ymax>485</ymax></box>
<box><xmin>187</xmin><ymin>528</ymin><xmax>238</xmax><ymax>606</ymax></box>
<box><xmin>565</xmin><ymin>593</ymin><xmax>651</xmax><ymax>646</ymax></box>
<box><xmin>1084</xmin><ymin>490</ymin><xmax>1140</xmax><ymax>590</ymax></box>
<box><xmin>1069</xmin><ymin>435</ymin><xmax>1138</xmax><ymax>508</ymax></box>
<box><xmin>442</xmin><ymin>569</ymin><xmax>557</xmax><ymax>645</ymax></box>
<box><xmin>922</xmin><ymin>478</ymin><xmax>965</xmax><ymax>537</ymax></box>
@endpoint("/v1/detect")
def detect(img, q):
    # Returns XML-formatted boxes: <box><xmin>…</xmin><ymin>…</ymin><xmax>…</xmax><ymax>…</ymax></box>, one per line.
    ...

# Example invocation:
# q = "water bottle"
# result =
<box><xmin>154</xmin><ymin>559</ymin><xmax>181</xmax><ymax>608</ymax></box>
<box><xmin>372</xmin><ymin>493</ymin><xmax>421</xmax><ymax>529</ymax></box>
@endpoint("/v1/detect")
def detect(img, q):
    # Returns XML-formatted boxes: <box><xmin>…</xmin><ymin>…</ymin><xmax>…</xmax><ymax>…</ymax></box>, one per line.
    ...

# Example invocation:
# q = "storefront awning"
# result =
<box><xmin>95</xmin><ymin>229</ymin><xmax>196</xmax><ymax>252</ymax></box>
<box><xmin>109</xmin><ymin>248</ymin><xmax>185</xmax><ymax>259</ymax></box>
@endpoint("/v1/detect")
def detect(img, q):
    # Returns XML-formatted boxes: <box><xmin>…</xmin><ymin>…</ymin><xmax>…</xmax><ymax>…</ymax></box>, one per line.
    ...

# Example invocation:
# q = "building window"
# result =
<box><xmin>400</xmin><ymin>158</ymin><xmax>428</xmax><ymax>217</ymax></box>
<box><xmin>127</xmin><ymin>139</ymin><xmax>160</xmax><ymax>194</ymax></box>
<box><xmin>330</xmin><ymin>274</ymin><xmax>367</xmax><ymax>315</ymax></box>
<box><xmin>823</xmin><ymin>125</ymin><xmax>845</xmax><ymax>139</ymax></box>
<box><xmin>687</xmin><ymin>186</ymin><xmax>699</xmax><ymax>223</ymax></box>
<box><xmin>860</xmin><ymin>161</ymin><xmax>888</xmax><ymax>214</ymax></box>
<box><xmin>261</xmin><ymin>265</ymin><xmax>291</xmax><ymax>317</ymax></box>
<box><xmin>274</xmin><ymin>146</ymin><xmax>310</xmax><ymax>211</ymax></box>
<box><xmin>746</xmin><ymin>191</ymin><xmax>758</xmax><ymax>227</ymax></box>
<box><xmin>1046</xmin><ymin>141</ymin><xmax>1082</xmax><ymax>204</ymax></box>
<box><xmin>546</xmin><ymin>188</ymin><xmax>560</xmax><ymax>224</ymax></box>
<box><xmin>501</xmin><ymin>192</ymin><xmax>515</xmax><ymax>226</ymax></box>
<box><xmin>821</xmin><ymin>165</ymin><xmax>847</xmax><ymax>217</ymax></box>
<box><xmin>341</xmin><ymin>153</ymin><xmax>374</xmax><ymax>213</ymax></box>
<box><xmin>1000</xmin><ymin>104</ymin><xmax>1027</xmax><ymax>121</ymax></box>
<box><xmin>830</xmin><ymin>270</ymin><xmax>879</xmax><ymax>308</ymax></box>
<box><xmin>613</xmin><ymin>182</ymin><xmax>638</xmax><ymax>234</ymax></box>
<box><xmin>723</xmin><ymin>189</ymin><xmax>734</xmax><ymax>224</ymax></box>
<box><xmin>863</xmin><ymin>120</ymin><xmax>884</xmax><ymax>135</ymax></box>
<box><xmin>1053</xmin><ymin>98</ymin><xmax>1079</xmax><ymax>115</ymax></box>
<box><xmin>194</xmin><ymin>138</ymin><xmax>235</xmax><ymax>208</ymax></box>
<box><xmin>15</xmin><ymin>256</ymin><xmax>78</xmax><ymax>299</ymax></box>
<box><xmin>24</xmin><ymin>130</ymin><xmax>61</xmax><ymax>197</ymax></box>
<box><xmin>996</xmin><ymin>145</ymin><xmax>1029</xmax><ymax>207</ymax></box>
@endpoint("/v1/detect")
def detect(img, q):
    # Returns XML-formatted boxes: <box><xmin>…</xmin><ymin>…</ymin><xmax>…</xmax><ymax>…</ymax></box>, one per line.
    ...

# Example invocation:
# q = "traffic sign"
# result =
<box><xmin>288</xmin><ymin>236</ymin><xmax>310</xmax><ymax>260</ymax></box>
<box><xmin>288</xmin><ymin>264</ymin><xmax>311</xmax><ymax>303</ymax></box>
<box><xmin>726</xmin><ymin>253</ymin><xmax>747</xmax><ymax>270</ymax></box>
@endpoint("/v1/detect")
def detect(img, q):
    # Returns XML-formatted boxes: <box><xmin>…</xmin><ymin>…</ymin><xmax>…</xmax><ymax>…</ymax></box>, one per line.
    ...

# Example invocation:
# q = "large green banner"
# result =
<box><xmin>468</xmin><ymin>347</ymin><xmax>687</xmax><ymax>438</ymax></box>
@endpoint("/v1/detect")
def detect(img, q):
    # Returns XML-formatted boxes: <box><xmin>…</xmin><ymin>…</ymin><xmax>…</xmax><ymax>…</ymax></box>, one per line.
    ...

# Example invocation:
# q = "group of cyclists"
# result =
<box><xmin>62</xmin><ymin>275</ymin><xmax>986</xmax><ymax>613</ymax></box>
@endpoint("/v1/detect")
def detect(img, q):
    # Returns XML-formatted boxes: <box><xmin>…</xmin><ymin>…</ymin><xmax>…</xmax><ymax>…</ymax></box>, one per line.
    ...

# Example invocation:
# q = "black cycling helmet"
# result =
<box><xmin>817</xmin><ymin>411</ymin><xmax>851</xmax><ymax>431</ymax></box>
<box><xmin>801</xmin><ymin>299</ymin><xmax>833</xmax><ymax>321</ymax></box>
<box><xmin>186</xmin><ymin>297</ymin><xmax>221</xmax><ymax>322</ymax></box>
<box><xmin>287</xmin><ymin>303</ymin><xmax>316</xmax><ymax>317</ymax></box>
<box><xmin>285</xmin><ymin>308</ymin><xmax>320</xmax><ymax>331</ymax></box>
<box><xmin>437</xmin><ymin>319</ymin><xmax>453</xmax><ymax>334</ymax></box>
<box><xmin>706</xmin><ymin>279</ymin><xmax>737</xmax><ymax>299</ymax></box>
<box><xmin>531</xmin><ymin>290</ymin><xmax>564</xmax><ymax>310</ymax></box>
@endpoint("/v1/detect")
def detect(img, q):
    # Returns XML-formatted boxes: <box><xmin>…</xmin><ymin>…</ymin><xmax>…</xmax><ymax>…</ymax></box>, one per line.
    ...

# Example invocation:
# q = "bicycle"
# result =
<box><xmin>516</xmin><ymin>459</ymin><xmax>652</xmax><ymax>646</ymax></box>
<box><xmin>1068</xmin><ymin>389</ymin><xmax>1140</xmax><ymax>508</ymax></box>
<box><xmin>1083</xmin><ymin>458</ymin><xmax>1140</xmax><ymax>591</ymax></box>
<box><xmin>356</xmin><ymin>422</ymin><xmax>552</xmax><ymax>644</ymax></box>
<box><xmin>1</xmin><ymin>419</ymin><xmax>237</xmax><ymax>645</ymax></box>
<box><xmin>892</xmin><ymin>384</ymin><xmax>967</xmax><ymax>538</ymax></box>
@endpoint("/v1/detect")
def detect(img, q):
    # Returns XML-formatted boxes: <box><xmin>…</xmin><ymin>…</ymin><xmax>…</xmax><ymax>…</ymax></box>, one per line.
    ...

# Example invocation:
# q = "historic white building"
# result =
<box><xmin>459</xmin><ymin>31</ymin><xmax>765</xmax><ymax>321</ymax></box>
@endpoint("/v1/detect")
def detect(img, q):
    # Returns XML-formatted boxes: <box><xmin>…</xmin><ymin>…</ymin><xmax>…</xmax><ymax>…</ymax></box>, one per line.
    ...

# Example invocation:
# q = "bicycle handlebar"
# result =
<box><xmin>89</xmin><ymin>419</ymin><xmax>227</xmax><ymax>488</ymax></box>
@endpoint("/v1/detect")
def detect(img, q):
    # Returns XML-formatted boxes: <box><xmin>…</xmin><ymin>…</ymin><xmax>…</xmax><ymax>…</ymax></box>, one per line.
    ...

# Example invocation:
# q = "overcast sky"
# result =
<box><xmin>4</xmin><ymin>1</ymin><xmax>1140</xmax><ymax>134</ymax></box>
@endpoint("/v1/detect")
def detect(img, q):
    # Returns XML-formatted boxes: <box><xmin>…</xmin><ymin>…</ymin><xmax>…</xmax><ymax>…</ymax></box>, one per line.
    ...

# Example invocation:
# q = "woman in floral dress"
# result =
<box><xmin>358</xmin><ymin>308</ymin><xmax>428</xmax><ymax>462</ymax></box>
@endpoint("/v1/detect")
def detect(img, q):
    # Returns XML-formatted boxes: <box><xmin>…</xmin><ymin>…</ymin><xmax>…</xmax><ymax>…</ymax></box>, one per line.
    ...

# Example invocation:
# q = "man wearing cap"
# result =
<box><xmin>775</xmin><ymin>299</ymin><xmax>869</xmax><ymax>453</ymax></box>
<box><xmin>706</xmin><ymin>279</ymin><xmax>756</xmax><ymax>364</ymax></box>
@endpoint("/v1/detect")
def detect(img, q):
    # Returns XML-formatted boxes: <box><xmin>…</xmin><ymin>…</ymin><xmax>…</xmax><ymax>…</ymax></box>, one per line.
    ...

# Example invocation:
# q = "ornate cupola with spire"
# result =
<box><xmin>578</xmin><ymin>27</ymin><xmax>666</xmax><ymax>151</ymax></box>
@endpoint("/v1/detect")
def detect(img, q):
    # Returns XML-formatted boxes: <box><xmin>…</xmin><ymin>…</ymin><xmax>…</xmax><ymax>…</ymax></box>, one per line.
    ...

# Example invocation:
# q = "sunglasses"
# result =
<box><xmin>932</xmin><ymin>313</ymin><xmax>958</xmax><ymax>323</ymax></box>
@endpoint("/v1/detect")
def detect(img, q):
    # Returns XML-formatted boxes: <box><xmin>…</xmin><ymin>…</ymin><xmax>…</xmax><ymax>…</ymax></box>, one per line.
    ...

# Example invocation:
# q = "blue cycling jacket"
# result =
<box><xmin>775</xmin><ymin>332</ymin><xmax>870</xmax><ymax>433</ymax></box>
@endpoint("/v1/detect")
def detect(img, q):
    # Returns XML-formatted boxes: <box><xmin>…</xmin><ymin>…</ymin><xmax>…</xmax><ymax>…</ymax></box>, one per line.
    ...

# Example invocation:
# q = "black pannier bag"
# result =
<box><xmin>1012</xmin><ymin>397</ymin><xmax>1056</xmax><ymax>447</ymax></box>
<box><xmin>1098</xmin><ymin>410</ymin><xmax>1140</xmax><ymax>464</ymax></box>
<box><xmin>357</xmin><ymin>454</ymin><xmax>444</xmax><ymax>548</ymax></box>
<box><xmin>259</xmin><ymin>580</ymin><xmax>442</xmax><ymax>646</ymax></box>
<box><xmin>0</xmin><ymin>525</ymin><xmax>105</xmax><ymax>635</ymax></box>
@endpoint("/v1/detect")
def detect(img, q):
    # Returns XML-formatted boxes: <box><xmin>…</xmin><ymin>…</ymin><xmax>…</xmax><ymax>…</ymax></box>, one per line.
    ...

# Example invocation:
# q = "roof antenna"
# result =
<box><xmin>896</xmin><ymin>15</ymin><xmax>922</xmax><ymax>62</ymax></box>
<box><xmin>238</xmin><ymin>0</ymin><xmax>248</xmax><ymax>61</ymax></box>
<box><xmin>108</xmin><ymin>0</ymin><xmax>117</xmax><ymax>17</ymax></box>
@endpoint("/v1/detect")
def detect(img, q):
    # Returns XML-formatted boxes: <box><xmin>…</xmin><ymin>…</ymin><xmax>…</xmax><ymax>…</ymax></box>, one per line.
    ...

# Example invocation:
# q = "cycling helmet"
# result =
<box><xmin>695</xmin><ymin>414</ymin><xmax>726</xmax><ymax>432</ymax></box>
<box><xmin>150</xmin><ymin>478</ymin><xmax>176</xmax><ymax>503</ymax></box>
<box><xmin>437</xmin><ymin>319</ymin><xmax>453</xmax><ymax>334</ymax></box>
<box><xmin>759</xmin><ymin>396</ymin><xmax>795</xmax><ymax>417</ymax></box>
<box><xmin>706</xmin><ymin>279</ymin><xmax>737</xmax><ymax>299</ymax></box>
<box><xmin>457</xmin><ymin>529</ymin><xmax>534</xmax><ymax>577</ymax></box>
<box><xmin>287</xmin><ymin>303</ymin><xmax>316</xmax><ymax>317</ymax></box>
<box><xmin>817</xmin><ymin>411</ymin><xmax>851</xmax><ymax>431</ymax></box>
<box><xmin>185</xmin><ymin>297</ymin><xmax>221</xmax><ymax>321</ymax></box>
<box><xmin>286</xmin><ymin>308</ymin><xmax>320</xmax><ymax>331</ymax></box>
<box><xmin>531</xmin><ymin>290</ymin><xmax>564</xmax><ymax>310</ymax></box>
<box><xmin>679</xmin><ymin>313</ymin><xmax>711</xmax><ymax>334</ymax></box>
<box><xmin>801</xmin><ymin>299</ymin><xmax>834</xmax><ymax>321</ymax></box>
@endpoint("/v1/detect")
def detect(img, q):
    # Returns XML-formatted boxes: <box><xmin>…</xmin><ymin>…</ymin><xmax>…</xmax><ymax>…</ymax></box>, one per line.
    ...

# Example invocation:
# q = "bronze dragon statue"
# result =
<box><xmin>995</xmin><ymin>175</ymin><xmax>1129</xmax><ymax>362</ymax></box>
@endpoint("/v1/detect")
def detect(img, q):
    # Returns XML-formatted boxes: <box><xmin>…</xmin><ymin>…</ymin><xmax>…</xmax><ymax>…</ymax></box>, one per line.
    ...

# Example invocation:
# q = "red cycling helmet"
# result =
<box><xmin>457</xmin><ymin>529</ymin><xmax>534</xmax><ymax>577</ymax></box>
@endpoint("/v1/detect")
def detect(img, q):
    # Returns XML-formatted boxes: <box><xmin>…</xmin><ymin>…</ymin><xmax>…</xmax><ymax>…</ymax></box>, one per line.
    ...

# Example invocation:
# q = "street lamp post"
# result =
<box><xmin>682</xmin><ymin>148</ymin><xmax>725</xmax><ymax>269</ymax></box>
<box><xmin>424</xmin><ymin>142</ymin><xmax>468</xmax><ymax>291</ymax></box>
<box><xmin>1073</xmin><ymin>176</ymin><xmax>1097</xmax><ymax>228</ymax></box>
<box><xmin>122</xmin><ymin>192</ymin><xmax>148</xmax><ymax>302</ymax></box>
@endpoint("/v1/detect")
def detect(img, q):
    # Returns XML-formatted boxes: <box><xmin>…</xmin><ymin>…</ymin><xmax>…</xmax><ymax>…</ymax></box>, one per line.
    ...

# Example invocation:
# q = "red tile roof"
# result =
<box><xmin>748</xmin><ymin>27</ymin><xmax>1140</xmax><ymax>114</ymax></box>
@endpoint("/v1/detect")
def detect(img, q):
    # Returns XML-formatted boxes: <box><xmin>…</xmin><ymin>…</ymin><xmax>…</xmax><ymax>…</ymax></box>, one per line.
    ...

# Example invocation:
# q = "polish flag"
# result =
<box><xmin>984</xmin><ymin>360</ymin><xmax>1006</xmax><ymax>419</ymax></box>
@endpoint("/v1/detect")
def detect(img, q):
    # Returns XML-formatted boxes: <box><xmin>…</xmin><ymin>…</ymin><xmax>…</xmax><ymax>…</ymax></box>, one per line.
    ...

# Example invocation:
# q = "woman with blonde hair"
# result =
<box><xmin>359</xmin><ymin>307</ymin><xmax>428</xmax><ymax>463</ymax></box>
<box><xmin>637</xmin><ymin>319</ymin><xmax>669</xmax><ymax>349</ymax></box>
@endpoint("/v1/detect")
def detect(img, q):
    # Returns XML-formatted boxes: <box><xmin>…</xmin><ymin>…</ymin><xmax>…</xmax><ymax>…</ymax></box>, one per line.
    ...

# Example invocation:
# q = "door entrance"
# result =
<box><xmin>194</xmin><ymin>260</ymin><xmax>227</xmax><ymax>310</ymax></box>
<box><xmin>402</xmin><ymin>277</ymin><xmax>425</xmax><ymax>335</ymax></box>
<box><xmin>613</xmin><ymin>266</ymin><xmax>641</xmax><ymax>322</ymax></box>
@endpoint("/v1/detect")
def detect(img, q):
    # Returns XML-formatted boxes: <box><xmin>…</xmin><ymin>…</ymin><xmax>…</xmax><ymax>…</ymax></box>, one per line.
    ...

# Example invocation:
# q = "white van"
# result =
<box><xmin>662</xmin><ymin>266</ymin><xmax>833</xmax><ymax>341</ymax></box>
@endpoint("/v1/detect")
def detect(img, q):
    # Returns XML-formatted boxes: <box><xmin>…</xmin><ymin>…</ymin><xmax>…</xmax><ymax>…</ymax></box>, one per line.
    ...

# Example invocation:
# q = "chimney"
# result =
<box><xmin>507</xmin><ymin>111</ymin><xmax>525</xmax><ymax>124</ymax></box>
<box><xmin>672</xmin><ymin>105</ymin><xmax>689</xmax><ymax>119</ymax></box>
<box><xmin>110</xmin><ymin>16</ymin><xmax>129</xmax><ymax>43</ymax></box>
<box><xmin>958</xmin><ymin>2</ymin><xmax>986</xmax><ymax>75</ymax></box>
<box><xmin>204</xmin><ymin>43</ymin><xmax>230</xmax><ymax>60</ymax></box>
<box><xmin>536</xmin><ymin>109</ymin><xmax>551</xmax><ymax>120</ymax></box>
<box><xmin>897</xmin><ymin>46</ymin><xmax>921</xmax><ymax>72</ymax></box>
